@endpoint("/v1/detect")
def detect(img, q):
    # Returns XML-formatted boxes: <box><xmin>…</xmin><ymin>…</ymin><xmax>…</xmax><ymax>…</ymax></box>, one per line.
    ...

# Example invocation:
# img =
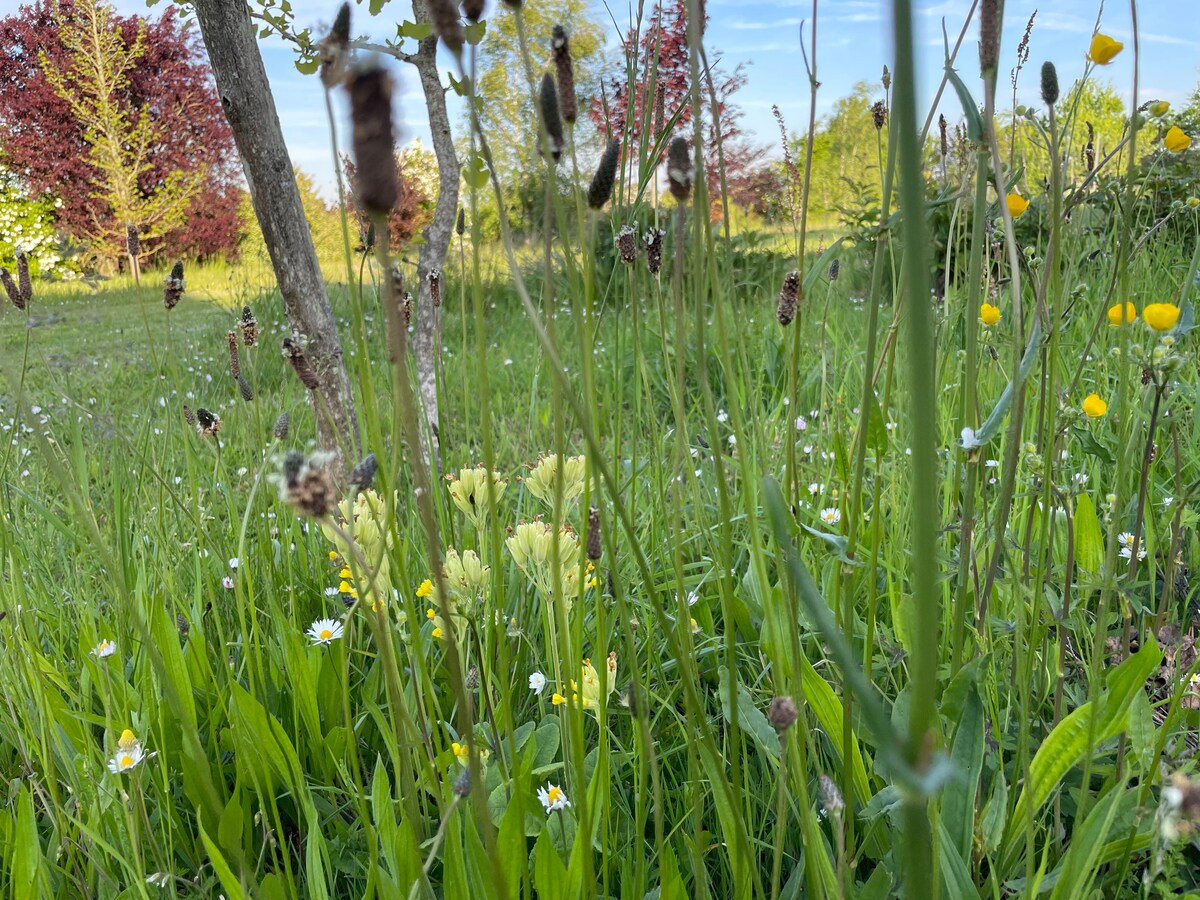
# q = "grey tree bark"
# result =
<box><xmin>405</xmin><ymin>0</ymin><xmax>460</xmax><ymax>468</ymax></box>
<box><xmin>192</xmin><ymin>0</ymin><xmax>359</xmax><ymax>470</ymax></box>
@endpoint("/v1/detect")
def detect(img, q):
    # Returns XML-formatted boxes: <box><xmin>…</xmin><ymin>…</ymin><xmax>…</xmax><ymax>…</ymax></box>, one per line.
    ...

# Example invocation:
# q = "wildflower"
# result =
<box><xmin>960</xmin><ymin>427</ymin><xmax>982</xmax><ymax>450</ymax></box>
<box><xmin>1039</xmin><ymin>61</ymin><xmax>1059</xmax><ymax>106</ymax></box>
<box><xmin>979</xmin><ymin>303</ymin><xmax>1001</xmax><ymax>325</ymax></box>
<box><xmin>1107</xmin><ymin>302</ymin><xmax>1137</xmax><ymax>326</ymax></box>
<box><xmin>1143</xmin><ymin>303</ymin><xmax>1180</xmax><ymax>332</ymax></box>
<box><xmin>529</xmin><ymin>671</ymin><xmax>547</xmax><ymax>694</ymax></box>
<box><xmin>228</xmin><ymin>558</ymin><xmax>239</xmax><ymax>569</ymax></box>
<box><xmin>524</xmin><ymin>454</ymin><xmax>588</xmax><ymax>507</ymax></box>
<box><xmin>552</xmin><ymin>692</ymin><xmax>566</xmax><ymax>705</ymax></box>
<box><xmin>1005</xmin><ymin>194</ymin><xmax>1029</xmax><ymax>218</ymax></box>
<box><xmin>431</xmin><ymin>626</ymin><xmax>444</xmax><ymax>640</ymax></box>
<box><xmin>195</xmin><ymin>408</ymin><xmax>222</xmax><ymax>438</ymax></box>
<box><xmin>222</xmin><ymin>576</ymin><xmax>235</xmax><ymax>590</ymax></box>
<box><xmin>307</xmin><ymin>618</ymin><xmax>344</xmax><ymax>645</ymax></box>
<box><xmin>616</xmin><ymin>226</ymin><xmax>638</xmax><ymax>264</ymax></box>
<box><xmin>538</xmin><ymin>783</ymin><xmax>571</xmax><ymax>813</ymax></box>
<box><xmin>273</xmin><ymin>411</ymin><xmax>290</xmax><ymax>439</ymax></box>
<box><xmin>586</xmin><ymin>506</ymin><xmax>602</xmax><ymax>561</ymax></box>
<box><xmin>435</xmin><ymin>548</ymin><xmax>491</xmax><ymax>615</ymax></box>
<box><xmin>1118</xmin><ymin>531</ymin><xmax>1147</xmax><ymax>561</ymax></box>
<box><xmin>1086</xmin><ymin>32</ymin><xmax>1123</xmax><ymax>65</ymax></box>
<box><xmin>320</xmin><ymin>489</ymin><xmax>397</xmax><ymax>608</ymax></box>
<box><xmin>1149</xmin><ymin>100</ymin><xmax>1170</xmax><ymax>117</ymax></box>
<box><xmin>282</xmin><ymin>338</ymin><xmax>321</xmax><ymax>390</ymax></box>
<box><xmin>644</xmin><ymin>227</ymin><xmax>665</xmax><ymax>275</ymax></box>
<box><xmin>445</xmin><ymin>462</ymin><xmax>508</xmax><ymax>523</ymax></box>
<box><xmin>1082</xmin><ymin>393</ymin><xmax>1107</xmax><ymax>418</ymax></box>
<box><xmin>451</xmin><ymin>741</ymin><xmax>470</xmax><ymax>767</ymax></box>
<box><xmin>349</xmin><ymin>453</ymin><xmax>378</xmax><ymax>491</ymax></box>
<box><xmin>416</xmin><ymin>579</ymin><xmax>433</xmax><ymax>598</ymax></box>
<box><xmin>1164</xmin><ymin>126</ymin><xmax>1192</xmax><ymax>153</ymax></box>
<box><xmin>768</xmin><ymin>696</ymin><xmax>798</xmax><ymax>731</ymax></box>
<box><xmin>687</xmin><ymin>590</ymin><xmax>699</xmax><ymax>607</ymax></box>
<box><xmin>240</xmin><ymin>305</ymin><xmax>259</xmax><ymax>346</ymax></box>
<box><xmin>92</xmin><ymin>639</ymin><xmax>116</xmax><ymax>659</ymax></box>
<box><xmin>551</xmin><ymin>25</ymin><xmax>577</xmax><ymax>124</ymax></box>
<box><xmin>107</xmin><ymin>729</ymin><xmax>145</xmax><ymax>774</ymax></box>
<box><xmin>819</xmin><ymin>507</ymin><xmax>841</xmax><ymax>526</ymax></box>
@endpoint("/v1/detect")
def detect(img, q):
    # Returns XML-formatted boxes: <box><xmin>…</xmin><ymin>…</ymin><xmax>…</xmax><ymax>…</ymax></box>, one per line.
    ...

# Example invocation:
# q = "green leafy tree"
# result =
<box><xmin>471</xmin><ymin>0</ymin><xmax>605</xmax><ymax>229</ymax></box>
<box><xmin>0</xmin><ymin>167</ymin><xmax>66</xmax><ymax>275</ymax></box>
<box><xmin>40</xmin><ymin>0</ymin><xmax>207</xmax><ymax>267</ymax></box>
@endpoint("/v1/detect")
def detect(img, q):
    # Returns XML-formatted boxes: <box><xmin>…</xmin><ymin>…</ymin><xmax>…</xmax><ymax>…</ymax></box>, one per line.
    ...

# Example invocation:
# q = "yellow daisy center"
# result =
<box><xmin>319</xmin><ymin>629</ymin><xmax>332</xmax><ymax>640</ymax></box>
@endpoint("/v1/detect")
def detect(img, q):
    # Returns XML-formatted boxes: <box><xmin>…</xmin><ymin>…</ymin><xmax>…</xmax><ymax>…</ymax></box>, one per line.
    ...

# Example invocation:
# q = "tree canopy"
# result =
<box><xmin>0</xmin><ymin>0</ymin><xmax>242</xmax><ymax>267</ymax></box>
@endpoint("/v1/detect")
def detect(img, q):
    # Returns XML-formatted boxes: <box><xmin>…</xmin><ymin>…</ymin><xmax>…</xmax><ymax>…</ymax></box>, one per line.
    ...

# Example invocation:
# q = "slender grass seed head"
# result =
<box><xmin>15</xmin><ymin>251</ymin><xmax>31</xmax><ymax>306</ymax></box>
<box><xmin>552</xmin><ymin>26</ymin><xmax>577</xmax><ymax>124</ymax></box>
<box><xmin>428</xmin><ymin>0</ymin><xmax>463</xmax><ymax>54</ymax></box>
<box><xmin>1040</xmin><ymin>61</ymin><xmax>1059</xmax><ymax>106</ymax></box>
<box><xmin>644</xmin><ymin>227</ymin><xmax>665</xmax><ymax>275</ymax></box>
<box><xmin>666</xmin><ymin>136</ymin><xmax>692</xmax><ymax>201</ymax></box>
<box><xmin>347</xmin><ymin>60</ymin><xmax>400</xmax><ymax>215</ymax></box>
<box><xmin>282</xmin><ymin>337</ymin><xmax>321</xmax><ymax>390</ymax></box>
<box><xmin>0</xmin><ymin>268</ymin><xmax>22</xmax><ymax>310</ymax></box>
<box><xmin>273</xmin><ymin>411</ymin><xmax>290</xmax><ymax>440</ymax></box>
<box><xmin>539</xmin><ymin>72</ymin><xmax>565</xmax><ymax>162</ymax></box>
<box><xmin>777</xmin><ymin>271</ymin><xmax>800</xmax><ymax>327</ymax></box>
<box><xmin>162</xmin><ymin>260</ymin><xmax>184</xmax><ymax>310</ymax></box>
<box><xmin>588</xmin><ymin>138</ymin><xmax>620</xmax><ymax>209</ymax></box>
<box><xmin>616</xmin><ymin>225</ymin><xmax>638</xmax><ymax>264</ymax></box>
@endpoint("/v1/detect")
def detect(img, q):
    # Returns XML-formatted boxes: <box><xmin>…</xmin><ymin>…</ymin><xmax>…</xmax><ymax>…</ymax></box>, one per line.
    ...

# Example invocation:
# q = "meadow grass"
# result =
<box><xmin>3</xmin><ymin>1</ymin><xmax>1200</xmax><ymax>897</ymax></box>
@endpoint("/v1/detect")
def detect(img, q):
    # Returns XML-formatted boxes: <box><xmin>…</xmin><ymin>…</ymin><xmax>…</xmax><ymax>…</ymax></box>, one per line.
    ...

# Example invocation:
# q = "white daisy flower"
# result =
<box><xmin>307</xmin><ymin>618</ymin><xmax>344</xmax><ymax>645</ymax></box>
<box><xmin>538</xmin><ymin>782</ymin><xmax>571</xmax><ymax>813</ymax></box>
<box><xmin>529</xmin><ymin>671</ymin><xmax>547</xmax><ymax>695</ymax></box>
<box><xmin>108</xmin><ymin>730</ymin><xmax>145</xmax><ymax>774</ymax></box>
<box><xmin>1117</xmin><ymin>532</ymin><xmax>1147</xmax><ymax>561</ymax></box>
<box><xmin>960</xmin><ymin>427</ymin><xmax>981</xmax><ymax>450</ymax></box>
<box><xmin>820</xmin><ymin>507</ymin><xmax>841</xmax><ymax>526</ymax></box>
<box><xmin>92</xmin><ymin>639</ymin><xmax>116</xmax><ymax>658</ymax></box>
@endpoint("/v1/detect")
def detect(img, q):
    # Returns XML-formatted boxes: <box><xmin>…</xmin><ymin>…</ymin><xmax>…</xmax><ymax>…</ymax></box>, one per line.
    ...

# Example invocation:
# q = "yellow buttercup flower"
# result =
<box><xmin>1082</xmin><ymin>393</ymin><xmax>1108</xmax><ymax>418</ymax></box>
<box><xmin>552</xmin><ymin>692</ymin><xmax>566</xmax><ymax>706</ymax></box>
<box><xmin>1086</xmin><ymin>32</ymin><xmax>1123</xmax><ymax>65</ymax></box>
<box><xmin>416</xmin><ymin>578</ymin><xmax>433</xmax><ymax>598</ymax></box>
<box><xmin>1148</xmin><ymin>100</ymin><xmax>1170</xmax><ymax>117</ymax></box>
<box><xmin>1005</xmin><ymin>194</ymin><xmax>1029</xmax><ymax>218</ymax></box>
<box><xmin>451</xmin><ymin>741</ymin><xmax>469</xmax><ymax>766</ymax></box>
<box><xmin>1106</xmin><ymin>302</ymin><xmax>1137</xmax><ymax>326</ymax></box>
<box><xmin>1164</xmin><ymin>126</ymin><xmax>1192</xmax><ymax>153</ymax></box>
<box><xmin>980</xmin><ymin>303</ymin><xmax>1001</xmax><ymax>326</ymax></box>
<box><xmin>1143</xmin><ymin>303</ymin><xmax>1180</xmax><ymax>332</ymax></box>
<box><xmin>431</xmin><ymin>626</ymin><xmax>443</xmax><ymax>640</ymax></box>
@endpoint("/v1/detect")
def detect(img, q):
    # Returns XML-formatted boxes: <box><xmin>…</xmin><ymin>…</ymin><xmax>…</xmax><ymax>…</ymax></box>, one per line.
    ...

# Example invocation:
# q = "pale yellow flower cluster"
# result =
<box><xmin>524</xmin><ymin>454</ymin><xmax>589</xmax><ymax>507</ymax></box>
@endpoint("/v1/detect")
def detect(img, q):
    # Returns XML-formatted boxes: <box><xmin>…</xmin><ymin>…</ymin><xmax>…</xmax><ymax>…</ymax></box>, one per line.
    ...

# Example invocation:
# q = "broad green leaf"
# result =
<box><xmin>718</xmin><ymin>669</ymin><xmax>779</xmax><ymax>760</ymax></box>
<box><xmin>942</xmin><ymin>686</ymin><xmax>984</xmax><ymax>861</ymax></box>
<box><xmin>1000</xmin><ymin>637</ymin><xmax>1161</xmax><ymax>872</ymax></box>
<box><xmin>200</xmin><ymin>821</ymin><xmax>248</xmax><ymax>900</ymax></box>
<box><xmin>1047</xmin><ymin>786</ymin><xmax>1134</xmax><ymax>900</ymax></box>
<box><xmin>937</xmin><ymin>818</ymin><xmax>977</xmax><ymax>898</ymax></box>
<box><xmin>463</xmin><ymin>20</ymin><xmax>486</xmax><ymax>45</ymax></box>
<box><xmin>294</xmin><ymin>57</ymin><xmax>320</xmax><ymax>75</ymax></box>
<box><xmin>1074</xmin><ymin>494</ymin><xmax>1103</xmax><ymax>574</ymax></box>
<box><xmin>798</xmin><ymin>654</ymin><xmax>872</xmax><ymax>806</ymax></box>
<box><xmin>533</xmin><ymin>829</ymin><xmax>567</xmax><ymax>900</ymax></box>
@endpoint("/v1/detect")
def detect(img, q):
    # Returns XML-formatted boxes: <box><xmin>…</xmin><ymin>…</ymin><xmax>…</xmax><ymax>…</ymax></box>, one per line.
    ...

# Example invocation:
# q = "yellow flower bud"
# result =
<box><xmin>1164</xmin><ymin>126</ymin><xmax>1192</xmax><ymax>153</ymax></box>
<box><xmin>1086</xmin><ymin>32</ymin><xmax>1123</xmax><ymax>65</ymax></box>
<box><xmin>1143</xmin><ymin>303</ymin><xmax>1180</xmax><ymax>332</ymax></box>
<box><xmin>1005</xmin><ymin>193</ymin><xmax>1030</xmax><ymax>218</ymax></box>
<box><xmin>1082</xmin><ymin>393</ymin><xmax>1108</xmax><ymax>418</ymax></box>
<box><xmin>1106</xmin><ymin>302</ymin><xmax>1137</xmax><ymax>326</ymax></box>
<box><xmin>1148</xmin><ymin>100</ymin><xmax>1170</xmax><ymax>117</ymax></box>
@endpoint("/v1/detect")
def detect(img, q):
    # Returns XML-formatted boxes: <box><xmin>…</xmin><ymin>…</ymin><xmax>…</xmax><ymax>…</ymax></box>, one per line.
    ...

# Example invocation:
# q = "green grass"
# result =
<box><xmin>3</xmin><ymin>3</ymin><xmax>1200</xmax><ymax>897</ymax></box>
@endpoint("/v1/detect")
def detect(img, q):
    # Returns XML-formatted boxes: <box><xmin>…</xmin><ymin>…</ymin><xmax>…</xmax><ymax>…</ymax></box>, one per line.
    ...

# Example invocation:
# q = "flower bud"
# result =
<box><xmin>1040</xmin><ymin>61</ymin><xmax>1059</xmax><ymax>106</ymax></box>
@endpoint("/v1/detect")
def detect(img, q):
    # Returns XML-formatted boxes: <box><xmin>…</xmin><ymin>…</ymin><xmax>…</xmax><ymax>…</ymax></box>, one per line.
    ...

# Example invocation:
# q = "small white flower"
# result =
<box><xmin>687</xmin><ymin>590</ymin><xmax>700</xmax><ymax>607</ymax></box>
<box><xmin>324</xmin><ymin>586</ymin><xmax>339</xmax><ymax>597</ymax></box>
<box><xmin>727</xmin><ymin>435</ymin><xmax>736</xmax><ymax>446</ymax></box>
<box><xmin>538</xmin><ymin>782</ymin><xmax>571</xmax><ymax>813</ymax></box>
<box><xmin>795</xmin><ymin>416</ymin><xmax>808</xmax><ymax>431</ymax></box>
<box><xmin>1163</xmin><ymin>496</ymin><xmax>1174</xmax><ymax>507</ymax></box>
<box><xmin>960</xmin><ymin>427</ymin><xmax>981</xmax><ymax>450</ymax></box>
<box><xmin>1073</xmin><ymin>472</ymin><xmax>1089</xmax><ymax>486</ymax></box>
<box><xmin>92</xmin><ymin>639</ymin><xmax>116</xmax><ymax>659</ymax></box>
<box><xmin>307</xmin><ymin>618</ymin><xmax>344</xmax><ymax>645</ymax></box>
<box><xmin>1117</xmin><ymin>531</ymin><xmax>1147</xmax><ymax>561</ymax></box>
<box><xmin>228</xmin><ymin>557</ymin><xmax>239</xmax><ymax>569</ymax></box>
<box><xmin>222</xmin><ymin>576</ymin><xmax>235</xmax><ymax>590</ymax></box>
<box><xmin>808</xmin><ymin>482</ymin><xmax>824</xmax><ymax>496</ymax></box>
<box><xmin>984</xmin><ymin>459</ymin><xmax>1000</xmax><ymax>468</ymax></box>
<box><xmin>107</xmin><ymin>730</ymin><xmax>145</xmax><ymax>774</ymax></box>
<box><xmin>820</xmin><ymin>507</ymin><xmax>841</xmax><ymax>526</ymax></box>
<box><xmin>529</xmin><ymin>672</ymin><xmax>547</xmax><ymax>695</ymax></box>
<box><xmin>717</xmin><ymin>409</ymin><xmax>729</xmax><ymax>424</ymax></box>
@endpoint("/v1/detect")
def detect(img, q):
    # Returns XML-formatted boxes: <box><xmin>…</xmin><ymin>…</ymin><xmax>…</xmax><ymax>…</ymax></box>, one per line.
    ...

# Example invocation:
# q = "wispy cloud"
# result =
<box><xmin>728</xmin><ymin>17</ymin><xmax>803</xmax><ymax>31</ymax></box>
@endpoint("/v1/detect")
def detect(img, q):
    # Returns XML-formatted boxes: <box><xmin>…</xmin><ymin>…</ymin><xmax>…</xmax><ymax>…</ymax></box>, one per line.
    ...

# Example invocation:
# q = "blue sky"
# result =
<box><xmin>111</xmin><ymin>0</ymin><xmax>1200</xmax><ymax>196</ymax></box>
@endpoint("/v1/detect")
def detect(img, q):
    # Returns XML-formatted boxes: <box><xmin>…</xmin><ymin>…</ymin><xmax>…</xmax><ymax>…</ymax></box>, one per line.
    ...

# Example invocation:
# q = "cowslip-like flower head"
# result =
<box><xmin>446</xmin><ymin>466</ymin><xmax>507</xmax><ymax>522</ymax></box>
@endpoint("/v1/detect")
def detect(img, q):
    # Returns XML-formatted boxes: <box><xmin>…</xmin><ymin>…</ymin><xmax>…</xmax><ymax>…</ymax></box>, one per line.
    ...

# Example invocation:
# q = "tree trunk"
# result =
<box><xmin>192</xmin><ymin>0</ymin><xmax>359</xmax><ymax>470</ymax></box>
<box><xmin>408</xmin><ymin>0</ymin><xmax>460</xmax><ymax>469</ymax></box>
